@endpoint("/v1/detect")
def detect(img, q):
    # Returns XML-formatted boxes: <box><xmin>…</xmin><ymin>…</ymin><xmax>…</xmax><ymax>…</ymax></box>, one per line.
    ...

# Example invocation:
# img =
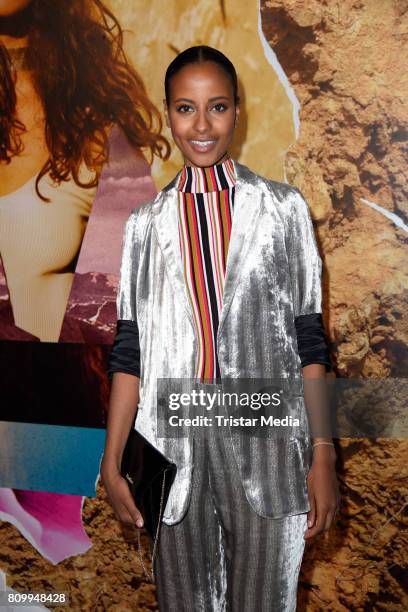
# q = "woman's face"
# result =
<box><xmin>0</xmin><ymin>0</ymin><xmax>32</xmax><ymax>18</ymax></box>
<box><xmin>164</xmin><ymin>61</ymin><xmax>239</xmax><ymax>167</ymax></box>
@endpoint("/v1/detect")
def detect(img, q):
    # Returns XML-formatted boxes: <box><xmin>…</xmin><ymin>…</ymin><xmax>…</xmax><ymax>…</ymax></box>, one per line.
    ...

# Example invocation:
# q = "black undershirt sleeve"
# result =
<box><xmin>294</xmin><ymin>312</ymin><xmax>332</xmax><ymax>372</ymax></box>
<box><xmin>107</xmin><ymin>313</ymin><xmax>332</xmax><ymax>378</ymax></box>
<box><xmin>107</xmin><ymin>319</ymin><xmax>141</xmax><ymax>379</ymax></box>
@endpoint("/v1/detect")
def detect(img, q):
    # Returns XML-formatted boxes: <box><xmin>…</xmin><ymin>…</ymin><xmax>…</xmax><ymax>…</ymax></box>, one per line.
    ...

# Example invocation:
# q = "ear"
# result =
<box><xmin>163</xmin><ymin>99</ymin><xmax>171</xmax><ymax>129</ymax></box>
<box><xmin>234</xmin><ymin>103</ymin><xmax>240</xmax><ymax>126</ymax></box>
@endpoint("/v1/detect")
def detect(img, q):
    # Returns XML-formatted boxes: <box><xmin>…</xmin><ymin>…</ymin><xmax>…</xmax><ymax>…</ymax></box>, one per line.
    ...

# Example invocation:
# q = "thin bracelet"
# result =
<box><xmin>312</xmin><ymin>441</ymin><xmax>334</xmax><ymax>448</ymax></box>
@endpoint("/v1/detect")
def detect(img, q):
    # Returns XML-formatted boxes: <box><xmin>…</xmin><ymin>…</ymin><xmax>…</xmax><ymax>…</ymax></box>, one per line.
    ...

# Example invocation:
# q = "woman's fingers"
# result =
<box><xmin>116</xmin><ymin>498</ymin><xmax>144</xmax><ymax>528</ymax></box>
<box><xmin>102</xmin><ymin>471</ymin><xmax>144</xmax><ymax>528</ymax></box>
<box><xmin>307</xmin><ymin>495</ymin><xmax>316</xmax><ymax>530</ymax></box>
<box><xmin>304</xmin><ymin>457</ymin><xmax>340</xmax><ymax>540</ymax></box>
<box><xmin>304</xmin><ymin>512</ymin><xmax>323</xmax><ymax>539</ymax></box>
<box><xmin>114</xmin><ymin>502</ymin><xmax>137</xmax><ymax>527</ymax></box>
<box><xmin>304</xmin><ymin>502</ymin><xmax>339</xmax><ymax>539</ymax></box>
<box><xmin>120</xmin><ymin>487</ymin><xmax>144</xmax><ymax>528</ymax></box>
<box><xmin>304</xmin><ymin>504</ymin><xmax>328</xmax><ymax>539</ymax></box>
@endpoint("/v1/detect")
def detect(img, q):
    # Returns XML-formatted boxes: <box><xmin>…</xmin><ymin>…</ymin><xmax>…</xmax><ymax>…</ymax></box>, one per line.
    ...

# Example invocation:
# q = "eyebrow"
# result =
<box><xmin>173</xmin><ymin>96</ymin><xmax>230</xmax><ymax>103</ymax></box>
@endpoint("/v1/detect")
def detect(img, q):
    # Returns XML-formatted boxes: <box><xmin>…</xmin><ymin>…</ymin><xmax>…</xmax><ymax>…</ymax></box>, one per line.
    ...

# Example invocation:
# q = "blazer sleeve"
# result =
<box><xmin>285</xmin><ymin>186</ymin><xmax>322</xmax><ymax>318</ymax></box>
<box><xmin>117</xmin><ymin>209</ymin><xmax>141</xmax><ymax>322</ymax></box>
<box><xmin>107</xmin><ymin>209</ymin><xmax>142</xmax><ymax>379</ymax></box>
<box><xmin>285</xmin><ymin>187</ymin><xmax>332</xmax><ymax>371</ymax></box>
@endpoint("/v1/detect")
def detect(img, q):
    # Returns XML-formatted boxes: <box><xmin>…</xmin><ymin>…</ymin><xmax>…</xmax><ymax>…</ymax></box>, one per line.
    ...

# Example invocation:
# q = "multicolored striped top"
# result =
<box><xmin>177</xmin><ymin>157</ymin><xmax>236</xmax><ymax>381</ymax></box>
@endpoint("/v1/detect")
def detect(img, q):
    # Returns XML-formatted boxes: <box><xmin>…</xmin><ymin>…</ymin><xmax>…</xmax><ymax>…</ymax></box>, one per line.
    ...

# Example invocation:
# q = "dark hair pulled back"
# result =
<box><xmin>165</xmin><ymin>45</ymin><xmax>239</xmax><ymax>105</ymax></box>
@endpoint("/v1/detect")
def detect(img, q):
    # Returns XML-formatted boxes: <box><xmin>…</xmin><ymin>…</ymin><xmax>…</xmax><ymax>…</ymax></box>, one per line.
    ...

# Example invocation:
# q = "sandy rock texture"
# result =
<box><xmin>0</xmin><ymin>481</ymin><xmax>159</xmax><ymax>611</ymax></box>
<box><xmin>299</xmin><ymin>439</ymin><xmax>408</xmax><ymax>611</ymax></box>
<box><xmin>261</xmin><ymin>0</ymin><xmax>408</xmax><ymax>609</ymax></box>
<box><xmin>261</xmin><ymin>0</ymin><xmax>408</xmax><ymax>378</ymax></box>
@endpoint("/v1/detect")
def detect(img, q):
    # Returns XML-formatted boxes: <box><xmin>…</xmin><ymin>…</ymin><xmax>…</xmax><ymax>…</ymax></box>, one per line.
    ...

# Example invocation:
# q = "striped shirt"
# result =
<box><xmin>177</xmin><ymin>157</ymin><xmax>236</xmax><ymax>381</ymax></box>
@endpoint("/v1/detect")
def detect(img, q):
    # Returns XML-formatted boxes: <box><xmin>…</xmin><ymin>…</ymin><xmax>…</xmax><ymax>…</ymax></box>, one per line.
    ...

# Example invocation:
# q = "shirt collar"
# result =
<box><xmin>177</xmin><ymin>156</ymin><xmax>236</xmax><ymax>193</ymax></box>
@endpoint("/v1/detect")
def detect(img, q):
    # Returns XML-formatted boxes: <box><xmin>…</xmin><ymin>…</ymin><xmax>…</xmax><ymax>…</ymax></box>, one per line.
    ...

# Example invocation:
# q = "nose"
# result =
<box><xmin>193</xmin><ymin>109</ymin><xmax>211</xmax><ymax>134</ymax></box>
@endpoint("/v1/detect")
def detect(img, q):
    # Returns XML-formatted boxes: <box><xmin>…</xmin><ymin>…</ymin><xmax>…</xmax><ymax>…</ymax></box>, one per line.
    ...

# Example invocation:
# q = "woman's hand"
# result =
<box><xmin>100</xmin><ymin>372</ymin><xmax>142</xmax><ymax>527</ymax></box>
<box><xmin>100</xmin><ymin>462</ymin><xmax>144</xmax><ymax>529</ymax></box>
<box><xmin>304</xmin><ymin>445</ymin><xmax>340</xmax><ymax>540</ymax></box>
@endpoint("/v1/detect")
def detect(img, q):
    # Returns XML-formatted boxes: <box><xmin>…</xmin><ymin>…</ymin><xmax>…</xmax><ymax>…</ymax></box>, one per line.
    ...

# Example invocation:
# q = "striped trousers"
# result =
<box><xmin>154</xmin><ymin>427</ymin><xmax>307</xmax><ymax>611</ymax></box>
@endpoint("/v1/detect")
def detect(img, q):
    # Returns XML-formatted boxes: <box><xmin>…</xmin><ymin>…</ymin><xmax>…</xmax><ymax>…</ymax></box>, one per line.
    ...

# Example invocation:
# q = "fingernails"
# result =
<box><xmin>136</xmin><ymin>519</ymin><xmax>143</xmax><ymax>528</ymax></box>
<box><xmin>308</xmin><ymin>520</ymin><xmax>312</xmax><ymax>527</ymax></box>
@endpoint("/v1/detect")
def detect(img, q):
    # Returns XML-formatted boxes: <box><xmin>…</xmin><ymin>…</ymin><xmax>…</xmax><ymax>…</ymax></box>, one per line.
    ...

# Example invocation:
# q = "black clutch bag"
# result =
<box><xmin>120</xmin><ymin>426</ymin><xmax>177</xmax><ymax>581</ymax></box>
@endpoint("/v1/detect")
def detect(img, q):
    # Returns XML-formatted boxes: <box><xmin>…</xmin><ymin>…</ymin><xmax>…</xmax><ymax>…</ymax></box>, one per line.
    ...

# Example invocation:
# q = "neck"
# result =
<box><xmin>183</xmin><ymin>152</ymin><xmax>230</xmax><ymax>169</ymax></box>
<box><xmin>3</xmin><ymin>45</ymin><xmax>31</xmax><ymax>71</ymax></box>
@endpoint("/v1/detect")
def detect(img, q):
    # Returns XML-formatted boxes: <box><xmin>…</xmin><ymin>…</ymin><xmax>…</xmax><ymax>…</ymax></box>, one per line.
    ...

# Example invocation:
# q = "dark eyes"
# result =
<box><xmin>175</xmin><ymin>102</ymin><xmax>229</xmax><ymax>113</ymax></box>
<box><xmin>175</xmin><ymin>104</ymin><xmax>193</xmax><ymax>113</ymax></box>
<box><xmin>212</xmin><ymin>102</ymin><xmax>228</xmax><ymax>112</ymax></box>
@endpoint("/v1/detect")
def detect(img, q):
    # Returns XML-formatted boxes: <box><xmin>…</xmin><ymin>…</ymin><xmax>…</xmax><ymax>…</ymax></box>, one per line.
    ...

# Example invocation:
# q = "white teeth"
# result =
<box><xmin>191</xmin><ymin>140</ymin><xmax>215</xmax><ymax>146</ymax></box>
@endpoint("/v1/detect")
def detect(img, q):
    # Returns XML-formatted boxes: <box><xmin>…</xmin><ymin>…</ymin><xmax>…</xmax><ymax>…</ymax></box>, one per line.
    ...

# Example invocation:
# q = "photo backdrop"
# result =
<box><xmin>0</xmin><ymin>0</ymin><xmax>407</xmax><ymax>609</ymax></box>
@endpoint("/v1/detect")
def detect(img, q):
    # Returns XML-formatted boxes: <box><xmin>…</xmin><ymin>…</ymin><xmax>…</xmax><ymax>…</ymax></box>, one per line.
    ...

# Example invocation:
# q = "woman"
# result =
<box><xmin>0</xmin><ymin>0</ymin><xmax>170</xmax><ymax>567</ymax></box>
<box><xmin>0</xmin><ymin>0</ymin><xmax>169</xmax><ymax>342</ymax></box>
<box><xmin>102</xmin><ymin>46</ymin><xmax>340</xmax><ymax>611</ymax></box>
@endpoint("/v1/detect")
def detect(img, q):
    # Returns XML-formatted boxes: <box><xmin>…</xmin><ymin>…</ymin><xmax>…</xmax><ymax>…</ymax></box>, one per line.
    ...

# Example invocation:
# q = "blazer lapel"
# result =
<box><xmin>151</xmin><ymin>160</ymin><xmax>264</xmax><ymax>339</ymax></box>
<box><xmin>151</xmin><ymin>174</ymin><xmax>195</xmax><ymax>329</ymax></box>
<box><xmin>217</xmin><ymin>160</ymin><xmax>263</xmax><ymax>340</ymax></box>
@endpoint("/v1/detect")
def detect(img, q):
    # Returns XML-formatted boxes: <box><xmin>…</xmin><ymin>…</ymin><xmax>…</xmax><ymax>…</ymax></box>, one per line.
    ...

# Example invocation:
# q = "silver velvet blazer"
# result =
<box><xmin>117</xmin><ymin>159</ymin><xmax>323</xmax><ymax>524</ymax></box>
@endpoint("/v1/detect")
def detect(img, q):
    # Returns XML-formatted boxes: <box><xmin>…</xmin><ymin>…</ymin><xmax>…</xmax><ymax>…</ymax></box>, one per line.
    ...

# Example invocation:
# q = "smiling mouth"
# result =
<box><xmin>189</xmin><ymin>139</ymin><xmax>217</xmax><ymax>152</ymax></box>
